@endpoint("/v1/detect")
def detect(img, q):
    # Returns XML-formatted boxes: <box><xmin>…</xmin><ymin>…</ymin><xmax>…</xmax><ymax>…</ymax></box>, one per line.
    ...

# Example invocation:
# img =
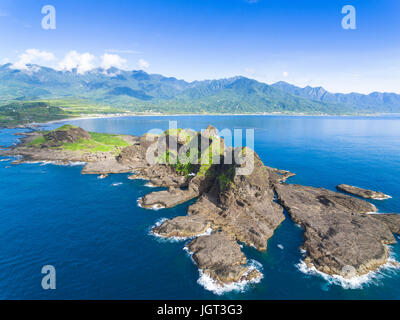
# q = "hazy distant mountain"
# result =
<box><xmin>0</xmin><ymin>64</ymin><xmax>399</xmax><ymax>114</ymax></box>
<box><xmin>271</xmin><ymin>81</ymin><xmax>400</xmax><ymax>113</ymax></box>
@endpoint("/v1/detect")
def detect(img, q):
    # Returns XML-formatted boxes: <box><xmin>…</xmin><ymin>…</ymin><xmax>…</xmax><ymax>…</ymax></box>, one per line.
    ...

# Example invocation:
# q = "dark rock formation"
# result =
<box><xmin>275</xmin><ymin>184</ymin><xmax>395</xmax><ymax>276</ymax></box>
<box><xmin>153</xmin><ymin>215</ymin><xmax>212</xmax><ymax>238</ymax></box>
<box><xmin>43</xmin><ymin>126</ymin><xmax>91</xmax><ymax>147</ymax></box>
<box><xmin>371</xmin><ymin>214</ymin><xmax>400</xmax><ymax>234</ymax></box>
<box><xmin>150</xmin><ymin>148</ymin><xmax>286</xmax><ymax>284</ymax></box>
<box><xmin>187</xmin><ymin>232</ymin><xmax>262</xmax><ymax>284</ymax></box>
<box><xmin>337</xmin><ymin>184</ymin><xmax>391</xmax><ymax>200</ymax></box>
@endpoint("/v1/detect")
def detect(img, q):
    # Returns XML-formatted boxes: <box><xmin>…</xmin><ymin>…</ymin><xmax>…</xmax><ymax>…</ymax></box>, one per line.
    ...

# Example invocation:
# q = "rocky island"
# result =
<box><xmin>337</xmin><ymin>184</ymin><xmax>392</xmax><ymax>200</ymax></box>
<box><xmin>2</xmin><ymin>124</ymin><xmax>400</xmax><ymax>289</ymax></box>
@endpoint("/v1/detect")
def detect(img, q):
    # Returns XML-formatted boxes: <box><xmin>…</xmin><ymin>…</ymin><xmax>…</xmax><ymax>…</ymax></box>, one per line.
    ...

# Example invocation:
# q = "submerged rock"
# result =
<box><xmin>337</xmin><ymin>184</ymin><xmax>391</xmax><ymax>200</ymax></box>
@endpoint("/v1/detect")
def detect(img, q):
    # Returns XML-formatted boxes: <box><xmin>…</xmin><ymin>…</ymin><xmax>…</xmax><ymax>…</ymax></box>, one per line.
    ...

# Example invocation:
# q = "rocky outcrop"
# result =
<box><xmin>187</xmin><ymin>233</ymin><xmax>262</xmax><ymax>284</ymax></box>
<box><xmin>275</xmin><ymin>184</ymin><xmax>395</xmax><ymax>277</ymax></box>
<box><xmin>153</xmin><ymin>215</ymin><xmax>212</xmax><ymax>238</ymax></box>
<box><xmin>43</xmin><ymin>126</ymin><xmax>91</xmax><ymax>147</ymax></box>
<box><xmin>150</xmin><ymin>149</ymin><xmax>285</xmax><ymax>285</ymax></box>
<box><xmin>139</xmin><ymin>187</ymin><xmax>198</xmax><ymax>209</ymax></box>
<box><xmin>371</xmin><ymin>214</ymin><xmax>400</xmax><ymax>234</ymax></box>
<box><xmin>337</xmin><ymin>184</ymin><xmax>391</xmax><ymax>200</ymax></box>
<box><xmin>1</xmin><ymin>126</ymin><xmax>141</xmax><ymax>174</ymax></box>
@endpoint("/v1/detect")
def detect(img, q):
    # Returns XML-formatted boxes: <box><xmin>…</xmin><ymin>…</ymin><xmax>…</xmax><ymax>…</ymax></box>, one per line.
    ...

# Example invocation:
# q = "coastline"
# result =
<box><xmin>2</xmin><ymin>111</ymin><xmax>400</xmax><ymax>131</ymax></box>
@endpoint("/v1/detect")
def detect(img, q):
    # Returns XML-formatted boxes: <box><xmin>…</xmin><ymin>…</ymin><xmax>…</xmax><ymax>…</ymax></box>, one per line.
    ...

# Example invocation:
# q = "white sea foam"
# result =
<box><xmin>197</xmin><ymin>259</ymin><xmax>264</xmax><ymax>295</ymax></box>
<box><xmin>144</xmin><ymin>182</ymin><xmax>157</xmax><ymax>188</ymax></box>
<box><xmin>277</xmin><ymin>244</ymin><xmax>284</xmax><ymax>250</ymax></box>
<box><xmin>136</xmin><ymin>197</ymin><xmax>165</xmax><ymax>210</ymax></box>
<box><xmin>150</xmin><ymin>221</ymin><xmax>212</xmax><ymax>242</ymax></box>
<box><xmin>25</xmin><ymin>160</ymin><xmax>86</xmax><ymax>167</ymax></box>
<box><xmin>39</xmin><ymin>161</ymin><xmax>54</xmax><ymax>166</ymax></box>
<box><xmin>296</xmin><ymin>249</ymin><xmax>400</xmax><ymax>290</ymax></box>
<box><xmin>112</xmin><ymin>182</ymin><xmax>123</xmax><ymax>187</ymax></box>
<box><xmin>374</xmin><ymin>195</ymin><xmax>392</xmax><ymax>200</ymax></box>
<box><xmin>151</xmin><ymin>204</ymin><xmax>165</xmax><ymax>210</ymax></box>
<box><xmin>67</xmin><ymin>161</ymin><xmax>86</xmax><ymax>166</ymax></box>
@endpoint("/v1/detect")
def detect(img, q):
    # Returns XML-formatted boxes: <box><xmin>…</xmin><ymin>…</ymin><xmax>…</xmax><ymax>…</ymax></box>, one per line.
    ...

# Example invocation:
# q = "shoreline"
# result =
<box><xmin>2</xmin><ymin>111</ymin><xmax>400</xmax><ymax>130</ymax></box>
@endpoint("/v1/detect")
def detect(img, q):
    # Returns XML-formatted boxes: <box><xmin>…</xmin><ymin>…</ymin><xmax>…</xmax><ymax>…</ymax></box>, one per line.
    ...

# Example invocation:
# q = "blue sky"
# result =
<box><xmin>0</xmin><ymin>0</ymin><xmax>399</xmax><ymax>93</ymax></box>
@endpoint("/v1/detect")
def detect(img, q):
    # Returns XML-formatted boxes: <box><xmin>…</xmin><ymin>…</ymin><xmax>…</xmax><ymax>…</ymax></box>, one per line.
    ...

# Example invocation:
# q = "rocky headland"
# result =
<box><xmin>2</xmin><ymin>124</ymin><xmax>399</xmax><ymax>289</ymax></box>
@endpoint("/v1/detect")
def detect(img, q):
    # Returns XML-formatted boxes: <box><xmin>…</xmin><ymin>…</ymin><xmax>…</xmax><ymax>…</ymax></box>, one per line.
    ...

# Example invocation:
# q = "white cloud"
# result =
<box><xmin>138</xmin><ymin>58</ymin><xmax>150</xmax><ymax>69</ymax></box>
<box><xmin>101</xmin><ymin>53</ymin><xmax>127</xmax><ymax>70</ymax></box>
<box><xmin>58</xmin><ymin>51</ymin><xmax>96</xmax><ymax>74</ymax></box>
<box><xmin>283</xmin><ymin>71</ymin><xmax>289</xmax><ymax>77</ymax></box>
<box><xmin>11</xmin><ymin>49</ymin><xmax>55</xmax><ymax>70</ymax></box>
<box><xmin>1</xmin><ymin>58</ymin><xmax>10</xmax><ymax>65</ymax></box>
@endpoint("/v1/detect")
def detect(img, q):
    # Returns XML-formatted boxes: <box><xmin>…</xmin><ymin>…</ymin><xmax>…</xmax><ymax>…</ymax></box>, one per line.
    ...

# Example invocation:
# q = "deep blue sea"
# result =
<box><xmin>1</xmin><ymin>115</ymin><xmax>400</xmax><ymax>300</ymax></box>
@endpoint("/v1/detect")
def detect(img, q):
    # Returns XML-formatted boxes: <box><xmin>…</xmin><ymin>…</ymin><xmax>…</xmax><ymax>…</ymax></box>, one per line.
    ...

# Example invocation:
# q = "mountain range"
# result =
<box><xmin>1</xmin><ymin>63</ymin><xmax>399</xmax><ymax>115</ymax></box>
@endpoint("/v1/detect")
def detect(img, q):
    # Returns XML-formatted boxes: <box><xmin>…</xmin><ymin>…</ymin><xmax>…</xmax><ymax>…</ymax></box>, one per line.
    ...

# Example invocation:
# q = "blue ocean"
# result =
<box><xmin>1</xmin><ymin>115</ymin><xmax>400</xmax><ymax>300</ymax></box>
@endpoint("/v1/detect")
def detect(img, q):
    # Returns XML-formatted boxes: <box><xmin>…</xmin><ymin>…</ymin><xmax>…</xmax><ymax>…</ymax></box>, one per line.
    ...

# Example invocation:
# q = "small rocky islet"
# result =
<box><xmin>2</xmin><ymin>124</ymin><xmax>400</xmax><ymax>289</ymax></box>
<box><xmin>336</xmin><ymin>184</ymin><xmax>392</xmax><ymax>200</ymax></box>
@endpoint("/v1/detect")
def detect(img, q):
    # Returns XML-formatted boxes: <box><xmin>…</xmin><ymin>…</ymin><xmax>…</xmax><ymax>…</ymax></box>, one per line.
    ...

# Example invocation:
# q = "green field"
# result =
<box><xmin>62</xmin><ymin>132</ymin><xmax>130</xmax><ymax>153</ymax></box>
<box><xmin>0</xmin><ymin>100</ymin><xmax>129</xmax><ymax>128</ymax></box>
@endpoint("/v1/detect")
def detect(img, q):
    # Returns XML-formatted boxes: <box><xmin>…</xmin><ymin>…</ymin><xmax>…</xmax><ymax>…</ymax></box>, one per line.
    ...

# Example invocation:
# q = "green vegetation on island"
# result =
<box><xmin>28</xmin><ymin>124</ymin><xmax>130</xmax><ymax>154</ymax></box>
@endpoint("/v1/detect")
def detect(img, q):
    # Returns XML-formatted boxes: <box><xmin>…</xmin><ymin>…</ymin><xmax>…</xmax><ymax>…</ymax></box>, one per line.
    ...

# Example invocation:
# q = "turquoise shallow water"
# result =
<box><xmin>0</xmin><ymin>115</ymin><xmax>400</xmax><ymax>299</ymax></box>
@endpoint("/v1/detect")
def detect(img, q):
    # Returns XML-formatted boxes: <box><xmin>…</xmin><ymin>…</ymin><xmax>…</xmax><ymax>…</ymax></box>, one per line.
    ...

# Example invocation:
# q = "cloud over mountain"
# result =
<box><xmin>101</xmin><ymin>54</ymin><xmax>127</xmax><ymax>70</ymax></box>
<box><xmin>58</xmin><ymin>51</ymin><xmax>96</xmax><ymax>74</ymax></box>
<box><xmin>11</xmin><ymin>49</ymin><xmax>55</xmax><ymax>70</ymax></box>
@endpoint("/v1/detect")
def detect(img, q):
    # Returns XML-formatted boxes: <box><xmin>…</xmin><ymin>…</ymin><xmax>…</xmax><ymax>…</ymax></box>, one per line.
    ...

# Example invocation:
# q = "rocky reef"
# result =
<box><xmin>337</xmin><ymin>184</ymin><xmax>391</xmax><ymax>200</ymax></box>
<box><xmin>2</xmin><ymin>123</ymin><xmax>400</xmax><ymax>289</ymax></box>
<box><xmin>275</xmin><ymin>184</ymin><xmax>395</xmax><ymax>277</ymax></box>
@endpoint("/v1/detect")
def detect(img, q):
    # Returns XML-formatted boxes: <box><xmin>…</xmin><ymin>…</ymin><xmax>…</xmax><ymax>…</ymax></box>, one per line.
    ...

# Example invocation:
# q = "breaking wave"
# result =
<box><xmin>144</xmin><ymin>182</ymin><xmax>157</xmax><ymax>188</ymax></box>
<box><xmin>296</xmin><ymin>249</ymin><xmax>400</xmax><ymax>290</ymax></box>
<box><xmin>149</xmin><ymin>219</ymin><xmax>212</xmax><ymax>242</ymax></box>
<box><xmin>197</xmin><ymin>259</ymin><xmax>263</xmax><ymax>296</ymax></box>
<box><xmin>24</xmin><ymin>160</ymin><xmax>86</xmax><ymax>167</ymax></box>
